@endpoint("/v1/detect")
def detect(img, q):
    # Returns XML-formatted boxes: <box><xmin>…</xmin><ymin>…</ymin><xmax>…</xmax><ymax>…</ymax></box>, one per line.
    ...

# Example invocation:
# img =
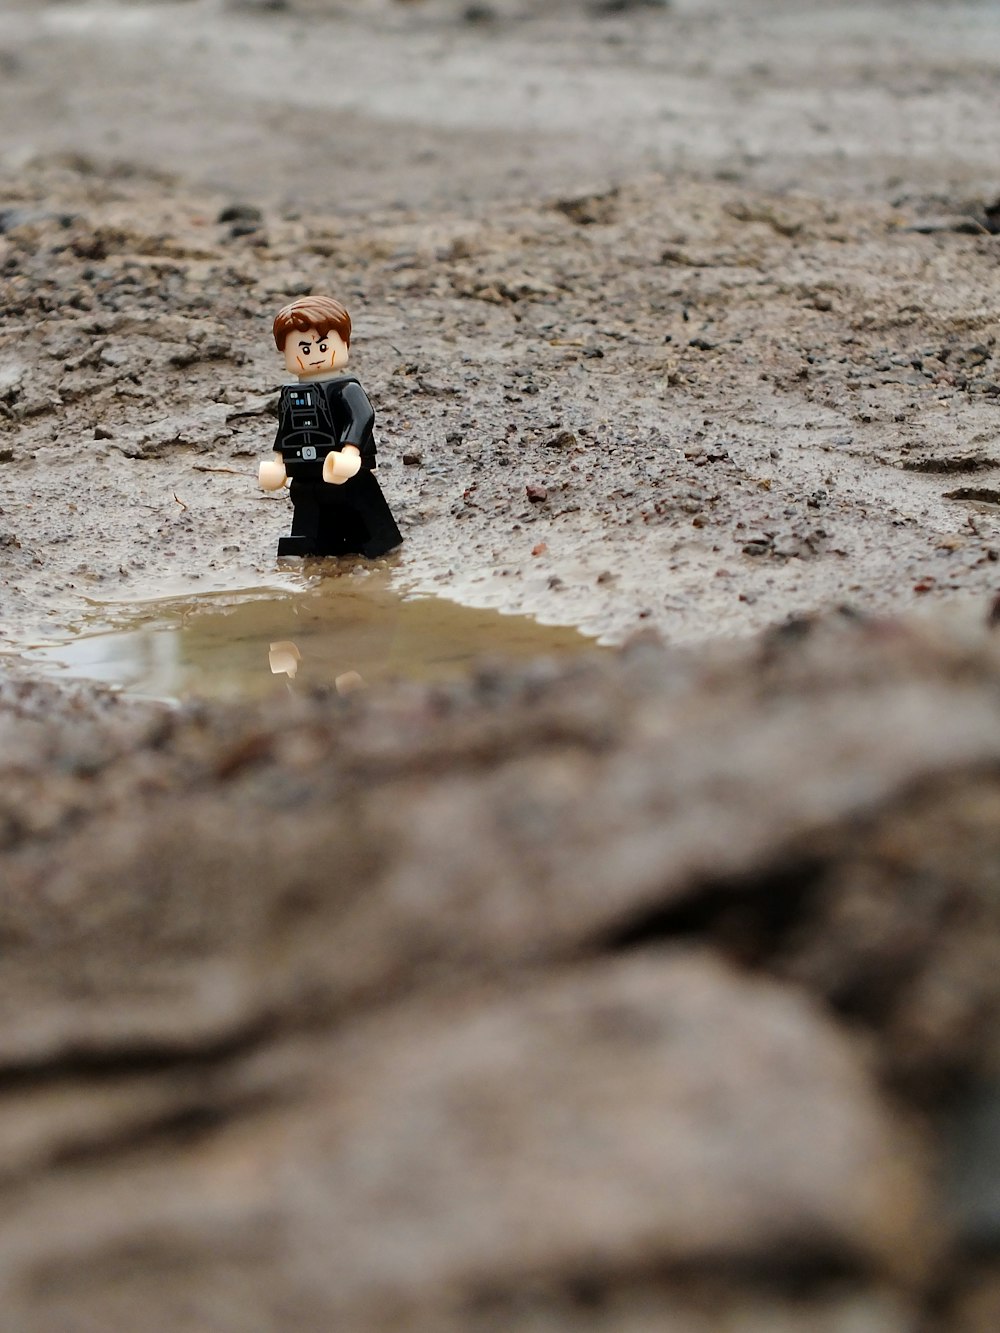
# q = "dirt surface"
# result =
<box><xmin>4</xmin><ymin>2</ymin><xmax>1000</xmax><ymax>1329</ymax></box>
<box><xmin>5</xmin><ymin>613</ymin><xmax>1000</xmax><ymax>1329</ymax></box>
<box><xmin>1</xmin><ymin>0</ymin><xmax>1000</xmax><ymax>657</ymax></box>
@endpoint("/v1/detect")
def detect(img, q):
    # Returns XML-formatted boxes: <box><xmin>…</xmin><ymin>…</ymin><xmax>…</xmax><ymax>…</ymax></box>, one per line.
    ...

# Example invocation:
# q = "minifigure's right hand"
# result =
<box><xmin>258</xmin><ymin>457</ymin><xmax>287</xmax><ymax>491</ymax></box>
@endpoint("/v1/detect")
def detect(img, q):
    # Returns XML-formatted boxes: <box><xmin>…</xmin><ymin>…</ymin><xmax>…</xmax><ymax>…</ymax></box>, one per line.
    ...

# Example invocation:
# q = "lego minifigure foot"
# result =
<box><xmin>361</xmin><ymin>534</ymin><xmax>404</xmax><ymax>558</ymax></box>
<box><xmin>277</xmin><ymin>536</ymin><xmax>316</xmax><ymax>557</ymax></box>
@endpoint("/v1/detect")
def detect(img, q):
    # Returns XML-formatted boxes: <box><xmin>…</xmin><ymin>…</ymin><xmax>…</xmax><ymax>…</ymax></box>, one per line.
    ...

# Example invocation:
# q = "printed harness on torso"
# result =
<box><xmin>276</xmin><ymin>382</ymin><xmax>340</xmax><ymax>465</ymax></box>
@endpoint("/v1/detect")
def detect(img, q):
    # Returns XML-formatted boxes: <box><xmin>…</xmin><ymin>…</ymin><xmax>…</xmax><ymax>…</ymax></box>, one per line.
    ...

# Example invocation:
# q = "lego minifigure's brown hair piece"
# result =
<box><xmin>273</xmin><ymin>296</ymin><xmax>352</xmax><ymax>351</ymax></box>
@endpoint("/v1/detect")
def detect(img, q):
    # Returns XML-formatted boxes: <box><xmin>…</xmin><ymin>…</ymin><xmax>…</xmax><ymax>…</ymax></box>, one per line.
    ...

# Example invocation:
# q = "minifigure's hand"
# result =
<box><xmin>259</xmin><ymin>457</ymin><xmax>287</xmax><ymax>491</ymax></box>
<box><xmin>322</xmin><ymin>448</ymin><xmax>363</xmax><ymax>485</ymax></box>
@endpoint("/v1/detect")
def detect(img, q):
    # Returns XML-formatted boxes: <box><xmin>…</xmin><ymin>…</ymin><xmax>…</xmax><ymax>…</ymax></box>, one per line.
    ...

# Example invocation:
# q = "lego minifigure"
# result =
<box><xmin>259</xmin><ymin>295</ymin><xmax>403</xmax><ymax>558</ymax></box>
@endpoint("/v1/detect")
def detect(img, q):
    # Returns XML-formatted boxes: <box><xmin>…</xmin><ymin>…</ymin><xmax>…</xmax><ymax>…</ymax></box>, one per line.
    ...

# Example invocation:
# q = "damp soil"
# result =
<box><xmin>2</xmin><ymin>0</ymin><xmax>1000</xmax><ymax>670</ymax></box>
<box><xmin>3</xmin><ymin>5</ymin><xmax>1000</xmax><ymax>1330</ymax></box>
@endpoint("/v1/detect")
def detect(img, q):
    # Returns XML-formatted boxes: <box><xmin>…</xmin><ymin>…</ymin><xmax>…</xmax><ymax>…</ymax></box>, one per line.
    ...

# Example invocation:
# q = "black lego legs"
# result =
<box><xmin>279</xmin><ymin>476</ymin><xmax>402</xmax><ymax>559</ymax></box>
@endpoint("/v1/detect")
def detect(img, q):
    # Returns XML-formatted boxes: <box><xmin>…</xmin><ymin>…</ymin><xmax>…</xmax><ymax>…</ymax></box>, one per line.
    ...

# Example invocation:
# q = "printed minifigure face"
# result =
<box><xmin>283</xmin><ymin>327</ymin><xmax>349</xmax><ymax>378</ymax></box>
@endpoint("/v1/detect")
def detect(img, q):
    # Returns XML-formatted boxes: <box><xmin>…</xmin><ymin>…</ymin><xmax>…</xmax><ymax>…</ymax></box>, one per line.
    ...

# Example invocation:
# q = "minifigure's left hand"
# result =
<box><xmin>322</xmin><ymin>446</ymin><xmax>363</xmax><ymax>485</ymax></box>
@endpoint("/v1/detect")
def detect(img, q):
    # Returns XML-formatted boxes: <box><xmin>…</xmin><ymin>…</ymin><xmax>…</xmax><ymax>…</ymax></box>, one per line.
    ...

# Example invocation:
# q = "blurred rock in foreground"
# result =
<box><xmin>5</xmin><ymin>609</ymin><xmax>1000</xmax><ymax>1328</ymax></box>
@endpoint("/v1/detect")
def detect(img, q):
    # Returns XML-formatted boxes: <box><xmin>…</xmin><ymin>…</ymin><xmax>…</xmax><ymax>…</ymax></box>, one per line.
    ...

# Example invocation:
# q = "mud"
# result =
<box><xmin>5</xmin><ymin>611</ymin><xmax>1000</xmax><ymax>1329</ymax></box>
<box><xmin>1</xmin><ymin>0</ymin><xmax>1000</xmax><ymax>657</ymax></box>
<box><xmin>3</xmin><ymin>1</ymin><xmax>1000</xmax><ymax>1329</ymax></box>
<box><xmin>26</xmin><ymin>574</ymin><xmax>600</xmax><ymax>700</ymax></box>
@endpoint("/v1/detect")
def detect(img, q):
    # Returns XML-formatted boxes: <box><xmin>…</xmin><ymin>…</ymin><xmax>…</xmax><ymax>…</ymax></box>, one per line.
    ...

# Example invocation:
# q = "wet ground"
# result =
<box><xmin>23</xmin><ymin>572</ymin><xmax>599</xmax><ymax>701</ymax></box>
<box><xmin>4</xmin><ymin>0</ymin><xmax>1000</xmax><ymax>210</ymax></box>
<box><xmin>2</xmin><ymin>0</ymin><xmax>1000</xmax><ymax>678</ymax></box>
<box><xmin>4</xmin><ymin>5</ymin><xmax>1000</xmax><ymax>1330</ymax></box>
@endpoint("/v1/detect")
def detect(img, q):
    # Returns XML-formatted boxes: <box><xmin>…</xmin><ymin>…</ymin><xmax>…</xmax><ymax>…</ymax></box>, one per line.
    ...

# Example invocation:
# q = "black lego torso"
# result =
<box><xmin>274</xmin><ymin>375</ymin><xmax>376</xmax><ymax>482</ymax></box>
<box><xmin>271</xmin><ymin>373</ymin><xmax>403</xmax><ymax>559</ymax></box>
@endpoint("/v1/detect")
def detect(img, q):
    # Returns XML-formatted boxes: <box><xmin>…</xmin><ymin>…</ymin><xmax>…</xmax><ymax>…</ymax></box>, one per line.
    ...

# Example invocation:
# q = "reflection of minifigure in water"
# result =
<box><xmin>268</xmin><ymin>639</ymin><xmax>364</xmax><ymax>695</ymax></box>
<box><xmin>259</xmin><ymin>296</ymin><xmax>403</xmax><ymax>558</ymax></box>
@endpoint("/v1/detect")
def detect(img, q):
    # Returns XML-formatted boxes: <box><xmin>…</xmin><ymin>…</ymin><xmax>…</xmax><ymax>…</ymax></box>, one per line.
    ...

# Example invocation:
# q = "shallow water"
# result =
<box><xmin>24</xmin><ymin>571</ymin><xmax>600</xmax><ymax>703</ymax></box>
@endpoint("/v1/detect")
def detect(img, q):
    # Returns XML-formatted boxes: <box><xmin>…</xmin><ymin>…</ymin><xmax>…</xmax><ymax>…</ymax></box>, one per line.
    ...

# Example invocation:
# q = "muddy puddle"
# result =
<box><xmin>21</xmin><ymin>571</ymin><xmax>600</xmax><ymax>704</ymax></box>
